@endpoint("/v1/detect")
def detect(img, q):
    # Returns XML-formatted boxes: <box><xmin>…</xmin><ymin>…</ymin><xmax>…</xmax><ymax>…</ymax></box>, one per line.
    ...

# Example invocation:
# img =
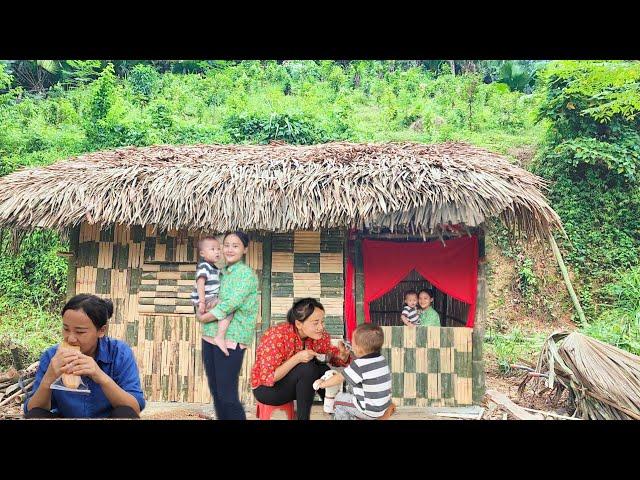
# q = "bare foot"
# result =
<box><xmin>213</xmin><ymin>336</ymin><xmax>229</xmax><ymax>356</ymax></box>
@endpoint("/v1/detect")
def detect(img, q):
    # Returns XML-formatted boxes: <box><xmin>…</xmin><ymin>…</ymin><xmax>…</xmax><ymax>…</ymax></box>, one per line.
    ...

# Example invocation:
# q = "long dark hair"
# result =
<box><xmin>62</xmin><ymin>294</ymin><xmax>114</xmax><ymax>329</ymax></box>
<box><xmin>286</xmin><ymin>297</ymin><xmax>325</xmax><ymax>325</ymax></box>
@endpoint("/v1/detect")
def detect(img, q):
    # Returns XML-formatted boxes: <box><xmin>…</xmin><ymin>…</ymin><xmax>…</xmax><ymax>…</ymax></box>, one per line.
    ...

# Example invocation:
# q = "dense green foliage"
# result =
<box><xmin>582</xmin><ymin>267</ymin><xmax>640</xmax><ymax>355</ymax></box>
<box><xmin>532</xmin><ymin>62</ymin><xmax>640</xmax><ymax>294</ymax></box>
<box><xmin>1</xmin><ymin>59</ymin><xmax>638</xmax><ymax>368</ymax></box>
<box><xmin>532</xmin><ymin>61</ymin><xmax>640</xmax><ymax>350</ymax></box>
<box><xmin>0</xmin><ymin>60</ymin><xmax>545</xmax><ymax>365</ymax></box>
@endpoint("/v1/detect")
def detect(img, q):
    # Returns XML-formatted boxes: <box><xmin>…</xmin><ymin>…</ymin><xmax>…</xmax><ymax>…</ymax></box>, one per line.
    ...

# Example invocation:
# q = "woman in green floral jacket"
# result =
<box><xmin>196</xmin><ymin>231</ymin><xmax>259</xmax><ymax>420</ymax></box>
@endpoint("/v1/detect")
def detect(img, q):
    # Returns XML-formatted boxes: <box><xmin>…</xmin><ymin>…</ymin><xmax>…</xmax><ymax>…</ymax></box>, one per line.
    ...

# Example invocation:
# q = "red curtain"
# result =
<box><xmin>362</xmin><ymin>236</ymin><xmax>478</xmax><ymax>327</ymax></box>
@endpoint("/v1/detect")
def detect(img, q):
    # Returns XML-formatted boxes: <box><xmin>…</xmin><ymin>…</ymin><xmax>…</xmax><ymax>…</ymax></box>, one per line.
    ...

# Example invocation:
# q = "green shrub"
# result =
<box><xmin>517</xmin><ymin>256</ymin><xmax>538</xmax><ymax>304</ymax></box>
<box><xmin>223</xmin><ymin>112</ymin><xmax>331</xmax><ymax>144</ymax></box>
<box><xmin>581</xmin><ymin>267</ymin><xmax>640</xmax><ymax>354</ymax></box>
<box><xmin>533</xmin><ymin>61</ymin><xmax>640</xmax><ymax>285</ymax></box>
<box><xmin>128</xmin><ymin>64</ymin><xmax>160</xmax><ymax>101</ymax></box>
<box><xmin>0</xmin><ymin>230</ymin><xmax>68</xmax><ymax>309</ymax></box>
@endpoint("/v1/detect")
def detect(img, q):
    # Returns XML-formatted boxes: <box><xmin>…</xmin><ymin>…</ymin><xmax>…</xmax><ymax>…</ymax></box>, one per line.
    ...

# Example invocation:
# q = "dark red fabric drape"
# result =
<box><xmin>362</xmin><ymin>236</ymin><xmax>478</xmax><ymax>327</ymax></box>
<box><xmin>344</xmin><ymin>237</ymin><xmax>357</xmax><ymax>341</ymax></box>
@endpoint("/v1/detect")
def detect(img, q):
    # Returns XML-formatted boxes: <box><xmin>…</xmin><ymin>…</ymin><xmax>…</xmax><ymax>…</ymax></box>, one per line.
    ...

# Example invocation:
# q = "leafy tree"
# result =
<box><xmin>532</xmin><ymin>61</ymin><xmax>640</xmax><ymax>311</ymax></box>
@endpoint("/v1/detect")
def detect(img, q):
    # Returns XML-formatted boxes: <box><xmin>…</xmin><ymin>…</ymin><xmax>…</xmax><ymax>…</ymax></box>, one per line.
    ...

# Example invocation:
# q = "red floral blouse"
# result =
<box><xmin>251</xmin><ymin>322</ymin><xmax>349</xmax><ymax>389</ymax></box>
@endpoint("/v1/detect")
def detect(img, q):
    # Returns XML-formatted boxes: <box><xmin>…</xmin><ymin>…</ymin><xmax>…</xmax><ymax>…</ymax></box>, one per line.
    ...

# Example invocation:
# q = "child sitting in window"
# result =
<box><xmin>400</xmin><ymin>290</ymin><xmax>420</xmax><ymax>326</ymax></box>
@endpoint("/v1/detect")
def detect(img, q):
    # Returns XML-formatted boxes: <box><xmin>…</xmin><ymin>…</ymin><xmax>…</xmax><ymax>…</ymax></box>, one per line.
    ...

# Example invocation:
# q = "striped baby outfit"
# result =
<box><xmin>340</xmin><ymin>352</ymin><xmax>392</xmax><ymax>418</ymax></box>
<box><xmin>190</xmin><ymin>261</ymin><xmax>220</xmax><ymax>305</ymax></box>
<box><xmin>402</xmin><ymin>305</ymin><xmax>421</xmax><ymax>325</ymax></box>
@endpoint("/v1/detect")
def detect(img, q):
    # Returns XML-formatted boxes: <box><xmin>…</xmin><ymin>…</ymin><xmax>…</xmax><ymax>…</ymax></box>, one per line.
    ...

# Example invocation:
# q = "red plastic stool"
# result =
<box><xmin>255</xmin><ymin>401</ymin><xmax>296</xmax><ymax>420</ymax></box>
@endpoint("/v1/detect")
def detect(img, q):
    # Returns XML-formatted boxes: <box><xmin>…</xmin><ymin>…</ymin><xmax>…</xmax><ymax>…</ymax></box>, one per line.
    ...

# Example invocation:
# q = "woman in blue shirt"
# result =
<box><xmin>24</xmin><ymin>294</ymin><xmax>145</xmax><ymax>419</ymax></box>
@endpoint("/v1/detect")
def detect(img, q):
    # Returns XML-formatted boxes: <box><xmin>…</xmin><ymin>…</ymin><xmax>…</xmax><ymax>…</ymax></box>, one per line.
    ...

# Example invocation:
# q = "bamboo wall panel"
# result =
<box><xmin>75</xmin><ymin>223</ymin><xmax>263</xmax><ymax>404</ymax></box>
<box><xmin>380</xmin><ymin>326</ymin><xmax>473</xmax><ymax>406</ymax></box>
<box><xmin>132</xmin><ymin>315</ymin><xmax>259</xmax><ymax>404</ymax></box>
<box><xmin>75</xmin><ymin>224</ymin><xmax>476</xmax><ymax>405</ymax></box>
<box><xmin>270</xmin><ymin>229</ymin><xmax>345</xmax><ymax>338</ymax></box>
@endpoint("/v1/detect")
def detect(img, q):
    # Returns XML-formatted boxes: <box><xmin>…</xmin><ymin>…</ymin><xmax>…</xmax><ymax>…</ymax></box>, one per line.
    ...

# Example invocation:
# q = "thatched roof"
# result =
<box><xmin>0</xmin><ymin>142</ymin><xmax>563</xmax><ymax>238</ymax></box>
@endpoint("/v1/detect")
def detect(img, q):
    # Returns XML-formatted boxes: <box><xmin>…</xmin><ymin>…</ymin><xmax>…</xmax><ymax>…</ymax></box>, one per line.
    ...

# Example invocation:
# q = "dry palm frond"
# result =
<box><xmin>0</xmin><ymin>142</ymin><xmax>563</xmax><ymax>239</ymax></box>
<box><xmin>522</xmin><ymin>331</ymin><xmax>640</xmax><ymax>420</ymax></box>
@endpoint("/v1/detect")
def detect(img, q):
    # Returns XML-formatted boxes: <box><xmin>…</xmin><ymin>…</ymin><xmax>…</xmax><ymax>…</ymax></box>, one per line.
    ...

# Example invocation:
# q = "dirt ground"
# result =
<box><xmin>139</xmin><ymin>403</ymin><xmax>452</xmax><ymax>420</ymax></box>
<box><xmin>485</xmin><ymin>234</ymin><xmax>577</xmax><ymax>335</ymax></box>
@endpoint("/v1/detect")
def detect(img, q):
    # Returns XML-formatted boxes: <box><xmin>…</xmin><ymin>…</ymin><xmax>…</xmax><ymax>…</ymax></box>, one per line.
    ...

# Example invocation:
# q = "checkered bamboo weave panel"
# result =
<box><xmin>143</xmin><ymin>226</ymin><xmax>200</xmax><ymax>264</ymax></box>
<box><xmin>270</xmin><ymin>230</ymin><xmax>345</xmax><ymax>337</ymax></box>
<box><xmin>380</xmin><ymin>326</ymin><xmax>473</xmax><ymax>406</ymax></box>
<box><xmin>76</xmin><ymin>222</ymin><xmax>262</xmax><ymax>402</ymax></box>
<box><xmin>76</xmin><ymin>223</ymin><xmax>146</xmax><ymax>325</ymax></box>
<box><xmin>133</xmin><ymin>314</ymin><xmax>258</xmax><ymax>404</ymax></box>
<box><xmin>138</xmin><ymin>263</ymin><xmax>197</xmax><ymax>314</ymax></box>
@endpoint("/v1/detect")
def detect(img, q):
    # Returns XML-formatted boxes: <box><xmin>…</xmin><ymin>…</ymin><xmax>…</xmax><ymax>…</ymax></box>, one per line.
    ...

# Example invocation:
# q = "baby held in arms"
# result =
<box><xmin>191</xmin><ymin>236</ymin><xmax>233</xmax><ymax>356</ymax></box>
<box><xmin>400</xmin><ymin>290</ymin><xmax>421</xmax><ymax>326</ymax></box>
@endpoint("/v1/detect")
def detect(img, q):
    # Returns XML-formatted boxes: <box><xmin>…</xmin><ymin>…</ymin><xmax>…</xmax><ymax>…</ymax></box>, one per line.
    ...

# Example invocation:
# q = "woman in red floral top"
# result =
<box><xmin>251</xmin><ymin>297</ymin><xmax>351</xmax><ymax>420</ymax></box>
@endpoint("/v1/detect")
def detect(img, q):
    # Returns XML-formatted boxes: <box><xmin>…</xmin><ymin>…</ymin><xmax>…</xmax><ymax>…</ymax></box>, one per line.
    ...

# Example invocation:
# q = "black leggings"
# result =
<box><xmin>202</xmin><ymin>340</ymin><xmax>246</xmax><ymax>420</ymax></box>
<box><xmin>25</xmin><ymin>405</ymin><xmax>140</xmax><ymax>419</ymax></box>
<box><xmin>253</xmin><ymin>360</ymin><xmax>330</xmax><ymax>420</ymax></box>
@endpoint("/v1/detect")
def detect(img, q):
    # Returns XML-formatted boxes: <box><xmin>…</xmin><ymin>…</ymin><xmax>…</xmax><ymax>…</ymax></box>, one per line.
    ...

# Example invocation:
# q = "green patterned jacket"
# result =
<box><xmin>419</xmin><ymin>306</ymin><xmax>441</xmax><ymax>327</ymax></box>
<box><xmin>205</xmin><ymin>261</ymin><xmax>259</xmax><ymax>345</ymax></box>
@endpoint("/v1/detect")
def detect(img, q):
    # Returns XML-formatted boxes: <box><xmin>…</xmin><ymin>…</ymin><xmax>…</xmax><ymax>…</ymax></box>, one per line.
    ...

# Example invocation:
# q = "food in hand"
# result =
<box><xmin>60</xmin><ymin>341</ymin><xmax>81</xmax><ymax>389</ymax></box>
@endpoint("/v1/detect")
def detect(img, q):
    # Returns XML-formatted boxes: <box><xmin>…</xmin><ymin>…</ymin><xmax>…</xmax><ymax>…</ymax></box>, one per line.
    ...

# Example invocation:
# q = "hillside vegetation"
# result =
<box><xmin>0</xmin><ymin>60</ymin><xmax>638</xmax><ymax>370</ymax></box>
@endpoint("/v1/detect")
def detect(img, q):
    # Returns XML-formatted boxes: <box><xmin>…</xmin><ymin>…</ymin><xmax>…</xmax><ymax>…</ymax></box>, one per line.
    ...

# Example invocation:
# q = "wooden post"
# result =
<box><xmin>442</xmin><ymin>291</ymin><xmax>448</xmax><ymax>327</ymax></box>
<box><xmin>343</xmin><ymin>229</ymin><xmax>351</xmax><ymax>337</ymax></box>
<box><xmin>10</xmin><ymin>346</ymin><xmax>23</xmax><ymax>370</ymax></box>
<box><xmin>354</xmin><ymin>233</ymin><xmax>365</xmax><ymax>325</ymax></box>
<box><xmin>472</xmin><ymin>229</ymin><xmax>486</xmax><ymax>404</ymax></box>
<box><xmin>549</xmin><ymin>233</ymin><xmax>586</xmax><ymax>325</ymax></box>
<box><xmin>261</xmin><ymin>233</ymin><xmax>272</xmax><ymax>334</ymax></box>
<box><xmin>66</xmin><ymin>225</ymin><xmax>80</xmax><ymax>300</ymax></box>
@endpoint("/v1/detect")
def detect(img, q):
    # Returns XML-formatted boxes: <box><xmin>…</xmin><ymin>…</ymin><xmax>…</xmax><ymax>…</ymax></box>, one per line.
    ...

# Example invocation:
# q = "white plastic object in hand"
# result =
<box><xmin>321</xmin><ymin>369</ymin><xmax>336</xmax><ymax>381</ymax></box>
<box><xmin>313</xmin><ymin>369</ymin><xmax>334</xmax><ymax>391</ymax></box>
<box><xmin>320</xmin><ymin>370</ymin><xmax>341</xmax><ymax>414</ymax></box>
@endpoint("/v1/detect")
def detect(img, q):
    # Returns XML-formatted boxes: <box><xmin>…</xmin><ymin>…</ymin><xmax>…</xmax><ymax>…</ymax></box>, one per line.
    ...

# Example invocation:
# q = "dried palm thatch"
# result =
<box><xmin>0</xmin><ymin>142</ymin><xmax>563</xmax><ymax>238</ymax></box>
<box><xmin>521</xmin><ymin>331</ymin><xmax>640</xmax><ymax>420</ymax></box>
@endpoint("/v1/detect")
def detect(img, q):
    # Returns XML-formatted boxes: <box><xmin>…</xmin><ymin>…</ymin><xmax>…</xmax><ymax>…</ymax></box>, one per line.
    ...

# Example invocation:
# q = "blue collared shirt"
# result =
<box><xmin>24</xmin><ymin>336</ymin><xmax>145</xmax><ymax>418</ymax></box>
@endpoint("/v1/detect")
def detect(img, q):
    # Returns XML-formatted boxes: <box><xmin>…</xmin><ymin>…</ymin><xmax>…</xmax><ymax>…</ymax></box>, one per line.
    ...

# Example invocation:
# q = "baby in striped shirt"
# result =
<box><xmin>316</xmin><ymin>323</ymin><xmax>392</xmax><ymax>420</ymax></box>
<box><xmin>401</xmin><ymin>290</ymin><xmax>421</xmax><ymax>326</ymax></box>
<box><xmin>191</xmin><ymin>236</ymin><xmax>232</xmax><ymax>356</ymax></box>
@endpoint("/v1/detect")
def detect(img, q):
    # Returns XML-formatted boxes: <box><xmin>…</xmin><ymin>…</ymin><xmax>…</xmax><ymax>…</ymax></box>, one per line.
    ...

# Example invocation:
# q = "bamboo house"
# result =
<box><xmin>0</xmin><ymin>142</ymin><xmax>563</xmax><ymax>407</ymax></box>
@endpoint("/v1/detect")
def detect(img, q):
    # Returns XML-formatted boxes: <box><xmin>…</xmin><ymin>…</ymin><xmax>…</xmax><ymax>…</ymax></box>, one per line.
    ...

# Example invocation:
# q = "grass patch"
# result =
<box><xmin>485</xmin><ymin>328</ymin><xmax>546</xmax><ymax>375</ymax></box>
<box><xmin>581</xmin><ymin>267</ymin><xmax>640</xmax><ymax>355</ymax></box>
<box><xmin>0</xmin><ymin>297</ymin><xmax>60</xmax><ymax>370</ymax></box>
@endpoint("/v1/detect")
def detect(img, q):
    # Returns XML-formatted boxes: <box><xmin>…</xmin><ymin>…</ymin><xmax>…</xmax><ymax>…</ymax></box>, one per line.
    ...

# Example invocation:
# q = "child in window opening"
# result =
<box><xmin>190</xmin><ymin>236</ymin><xmax>233</xmax><ymax>356</ymax></box>
<box><xmin>400</xmin><ymin>290</ymin><xmax>421</xmax><ymax>326</ymax></box>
